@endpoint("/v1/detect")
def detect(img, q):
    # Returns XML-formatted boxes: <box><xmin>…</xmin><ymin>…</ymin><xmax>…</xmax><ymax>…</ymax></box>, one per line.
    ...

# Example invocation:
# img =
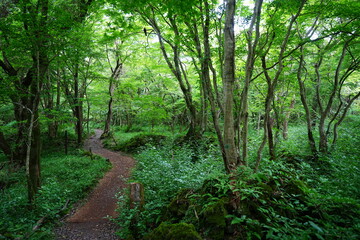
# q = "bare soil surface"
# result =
<box><xmin>54</xmin><ymin>129</ymin><xmax>135</xmax><ymax>240</ymax></box>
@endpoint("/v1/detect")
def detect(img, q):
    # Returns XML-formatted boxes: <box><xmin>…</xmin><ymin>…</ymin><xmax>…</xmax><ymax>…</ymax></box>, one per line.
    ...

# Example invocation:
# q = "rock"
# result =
<box><xmin>129</xmin><ymin>182</ymin><xmax>144</xmax><ymax>209</ymax></box>
<box><xmin>143</xmin><ymin>222</ymin><xmax>202</xmax><ymax>240</ymax></box>
<box><xmin>200</xmin><ymin>198</ymin><xmax>228</xmax><ymax>240</ymax></box>
<box><xmin>167</xmin><ymin>189</ymin><xmax>193</xmax><ymax>219</ymax></box>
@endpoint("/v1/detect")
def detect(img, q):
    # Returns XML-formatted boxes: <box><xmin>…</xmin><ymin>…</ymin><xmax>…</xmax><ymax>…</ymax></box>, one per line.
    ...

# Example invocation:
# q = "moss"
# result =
<box><xmin>144</xmin><ymin>222</ymin><xmax>202</xmax><ymax>240</ymax></box>
<box><xmin>167</xmin><ymin>189</ymin><xmax>193</xmax><ymax>219</ymax></box>
<box><xmin>201</xmin><ymin>198</ymin><xmax>228</xmax><ymax>240</ymax></box>
<box><xmin>257</xmin><ymin>182</ymin><xmax>274</xmax><ymax>198</ymax></box>
<box><xmin>199</xmin><ymin>179</ymin><xmax>223</xmax><ymax>196</ymax></box>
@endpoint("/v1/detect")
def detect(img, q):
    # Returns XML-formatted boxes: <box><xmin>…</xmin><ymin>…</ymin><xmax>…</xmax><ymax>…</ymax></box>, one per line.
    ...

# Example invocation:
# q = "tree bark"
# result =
<box><xmin>297</xmin><ymin>46</ymin><xmax>318</xmax><ymax>156</ymax></box>
<box><xmin>239</xmin><ymin>0</ymin><xmax>263</xmax><ymax>163</ymax></box>
<box><xmin>282</xmin><ymin>97</ymin><xmax>295</xmax><ymax>140</ymax></box>
<box><xmin>202</xmin><ymin>0</ymin><xmax>228</xmax><ymax>172</ymax></box>
<box><xmin>223</xmin><ymin>0</ymin><xmax>238</xmax><ymax>172</ymax></box>
<box><xmin>73</xmin><ymin>63</ymin><xmax>83</xmax><ymax>145</ymax></box>
<box><xmin>103</xmin><ymin>61</ymin><xmax>122</xmax><ymax>137</ymax></box>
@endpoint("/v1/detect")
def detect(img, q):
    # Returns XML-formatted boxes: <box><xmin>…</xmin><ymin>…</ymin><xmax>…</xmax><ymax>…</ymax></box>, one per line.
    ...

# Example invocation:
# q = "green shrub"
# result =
<box><xmin>115</xmin><ymin>141</ymin><xmax>224</xmax><ymax>239</ymax></box>
<box><xmin>115</xmin><ymin>115</ymin><xmax>360</xmax><ymax>239</ymax></box>
<box><xmin>114</xmin><ymin>134</ymin><xmax>166</xmax><ymax>153</ymax></box>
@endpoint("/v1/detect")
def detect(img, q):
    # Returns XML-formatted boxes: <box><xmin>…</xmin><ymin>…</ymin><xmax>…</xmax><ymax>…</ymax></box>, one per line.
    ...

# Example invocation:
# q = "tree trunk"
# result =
<box><xmin>202</xmin><ymin>0</ymin><xmax>228</xmax><ymax>172</ymax></box>
<box><xmin>239</xmin><ymin>0</ymin><xmax>263</xmax><ymax>163</ymax></box>
<box><xmin>259</xmin><ymin>1</ymin><xmax>304</xmax><ymax>161</ymax></box>
<box><xmin>282</xmin><ymin>97</ymin><xmax>295</xmax><ymax>140</ymax></box>
<box><xmin>331</xmin><ymin>92</ymin><xmax>360</xmax><ymax>148</ymax></box>
<box><xmin>297</xmin><ymin>46</ymin><xmax>318</xmax><ymax>156</ymax></box>
<box><xmin>73</xmin><ymin>63</ymin><xmax>83</xmax><ymax>145</ymax></box>
<box><xmin>147</xmin><ymin>14</ymin><xmax>200</xmax><ymax>140</ymax></box>
<box><xmin>44</xmin><ymin>74</ymin><xmax>57</xmax><ymax>139</ymax></box>
<box><xmin>223</xmin><ymin>0</ymin><xmax>238</xmax><ymax>172</ymax></box>
<box><xmin>27</xmin><ymin>108</ymin><xmax>41</xmax><ymax>203</ymax></box>
<box><xmin>103</xmin><ymin>61</ymin><xmax>122</xmax><ymax>137</ymax></box>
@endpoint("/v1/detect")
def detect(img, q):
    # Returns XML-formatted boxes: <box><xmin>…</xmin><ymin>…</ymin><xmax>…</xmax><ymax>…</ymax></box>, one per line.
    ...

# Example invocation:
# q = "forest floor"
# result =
<box><xmin>54</xmin><ymin>129</ymin><xmax>135</xmax><ymax>240</ymax></box>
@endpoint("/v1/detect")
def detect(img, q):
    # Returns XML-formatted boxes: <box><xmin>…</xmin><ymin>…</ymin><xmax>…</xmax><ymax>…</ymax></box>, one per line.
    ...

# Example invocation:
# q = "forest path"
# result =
<box><xmin>54</xmin><ymin>129</ymin><xmax>135</xmax><ymax>240</ymax></box>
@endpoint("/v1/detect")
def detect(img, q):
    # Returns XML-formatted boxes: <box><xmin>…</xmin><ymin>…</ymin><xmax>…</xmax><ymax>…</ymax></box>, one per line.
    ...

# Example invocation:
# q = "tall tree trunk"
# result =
<box><xmin>297</xmin><ymin>46</ymin><xmax>318</xmax><ymax>156</ymax></box>
<box><xmin>239</xmin><ymin>0</ymin><xmax>263</xmax><ymax>163</ymax></box>
<box><xmin>282</xmin><ymin>96</ymin><xmax>295</xmax><ymax>140</ymax></box>
<box><xmin>202</xmin><ymin>0</ymin><xmax>228</xmax><ymax>172</ymax></box>
<box><xmin>103</xmin><ymin>61</ymin><xmax>122</xmax><ymax>137</ymax></box>
<box><xmin>259</xmin><ymin>1</ymin><xmax>304</xmax><ymax>161</ymax></box>
<box><xmin>26</xmin><ymin>107</ymin><xmax>41</xmax><ymax>203</ymax></box>
<box><xmin>316</xmin><ymin>40</ymin><xmax>348</xmax><ymax>154</ymax></box>
<box><xmin>73</xmin><ymin>63</ymin><xmax>83</xmax><ymax>145</ymax></box>
<box><xmin>223</xmin><ymin>0</ymin><xmax>238</xmax><ymax>172</ymax></box>
<box><xmin>44</xmin><ymin>74</ymin><xmax>57</xmax><ymax>139</ymax></box>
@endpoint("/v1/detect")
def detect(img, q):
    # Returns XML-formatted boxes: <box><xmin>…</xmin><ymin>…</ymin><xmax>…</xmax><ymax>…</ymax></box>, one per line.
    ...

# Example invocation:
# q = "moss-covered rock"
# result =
<box><xmin>200</xmin><ymin>198</ymin><xmax>228</xmax><ymax>240</ymax></box>
<box><xmin>284</xmin><ymin>179</ymin><xmax>308</xmax><ymax>197</ymax></box>
<box><xmin>167</xmin><ymin>189</ymin><xmax>193</xmax><ymax>219</ymax></box>
<box><xmin>143</xmin><ymin>222</ymin><xmax>202</xmax><ymax>240</ymax></box>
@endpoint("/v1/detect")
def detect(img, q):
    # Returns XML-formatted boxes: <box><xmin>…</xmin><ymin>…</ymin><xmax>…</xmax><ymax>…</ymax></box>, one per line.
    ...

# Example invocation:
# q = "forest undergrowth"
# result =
<box><xmin>0</xmin><ymin>136</ymin><xmax>110</xmax><ymax>240</ymax></box>
<box><xmin>113</xmin><ymin>116</ymin><xmax>360</xmax><ymax>240</ymax></box>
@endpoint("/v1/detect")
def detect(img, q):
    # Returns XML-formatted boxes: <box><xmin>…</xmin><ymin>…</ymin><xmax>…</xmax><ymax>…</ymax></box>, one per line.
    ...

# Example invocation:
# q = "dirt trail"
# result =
<box><xmin>55</xmin><ymin>129</ymin><xmax>135</xmax><ymax>240</ymax></box>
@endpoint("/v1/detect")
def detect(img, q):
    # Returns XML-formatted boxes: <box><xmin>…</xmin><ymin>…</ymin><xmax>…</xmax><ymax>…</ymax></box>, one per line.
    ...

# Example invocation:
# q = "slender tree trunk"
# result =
<box><xmin>223</xmin><ymin>0</ymin><xmax>238</xmax><ymax>172</ymax></box>
<box><xmin>318</xmin><ymin>42</ymin><xmax>348</xmax><ymax>154</ymax></box>
<box><xmin>44</xmin><ymin>74</ymin><xmax>57</xmax><ymax>139</ymax></box>
<box><xmin>297</xmin><ymin>46</ymin><xmax>318</xmax><ymax>156</ymax></box>
<box><xmin>73</xmin><ymin>63</ymin><xmax>83</xmax><ymax>145</ymax></box>
<box><xmin>27</xmin><ymin>108</ymin><xmax>41</xmax><ymax>203</ymax></box>
<box><xmin>104</xmin><ymin>62</ymin><xmax>122</xmax><ymax>137</ymax></box>
<box><xmin>146</xmin><ymin>14</ymin><xmax>200</xmax><ymax>139</ymax></box>
<box><xmin>331</xmin><ymin>92</ymin><xmax>360</xmax><ymax>148</ymax></box>
<box><xmin>259</xmin><ymin>1</ymin><xmax>304</xmax><ymax>161</ymax></box>
<box><xmin>202</xmin><ymin>0</ymin><xmax>228</xmax><ymax>171</ymax></box>
<box><xmin>282</xmin><ymin>97</ymin><xmax>295</xmax><ymax>140</ymax></box>
<box><xmin>240</xmin><ymin>0</ymin><xmax>263</xmax><ymax>163</ymax></box>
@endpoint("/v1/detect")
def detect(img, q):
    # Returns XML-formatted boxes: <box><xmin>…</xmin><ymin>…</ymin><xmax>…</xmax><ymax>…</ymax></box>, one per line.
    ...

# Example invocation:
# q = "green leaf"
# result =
<box><xmin>309</xmin><ymin>221</ymin><xmax>324</xmax><ymax>233</ymax></box>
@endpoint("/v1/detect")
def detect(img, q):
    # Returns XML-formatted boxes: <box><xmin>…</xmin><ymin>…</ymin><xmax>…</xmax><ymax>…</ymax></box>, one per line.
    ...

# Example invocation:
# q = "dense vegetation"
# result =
<box><xmin>0</xmin><ymin>137</ymin><xmax>110</xmax><ymax>239</ymax></box>
<box><xmin>1</xmin><ymin>0</ymin><xmax>359</xmax><ymax>239</ymax></box>
<box><xmin>113</xmin><ymin>116</ymin><xmax>360</xmax><ymax>239</ymax></box>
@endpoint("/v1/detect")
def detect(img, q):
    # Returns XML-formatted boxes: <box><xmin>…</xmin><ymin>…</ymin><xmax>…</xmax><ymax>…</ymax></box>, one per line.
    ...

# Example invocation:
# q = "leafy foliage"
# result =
<box><xmin>0</xmin><ymin>150</ymin><xmax>110</xmax><ymax>239</ymax></box>
<box><xmin>114</xmin><ymin>114</ymin><xmax>360</xmax><ymax>239</ymax></box>
<box><xmin>114</xmin><ymin>140</ymin><xmax>224</xmax><ymax>239</ymax></box>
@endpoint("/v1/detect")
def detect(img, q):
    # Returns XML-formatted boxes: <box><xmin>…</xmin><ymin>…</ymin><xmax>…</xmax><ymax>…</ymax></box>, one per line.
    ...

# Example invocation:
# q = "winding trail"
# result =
<box><xmin>55</xmin><ymin>129</ymin><xmax>135</xmax><ymax>240</ymax></box>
